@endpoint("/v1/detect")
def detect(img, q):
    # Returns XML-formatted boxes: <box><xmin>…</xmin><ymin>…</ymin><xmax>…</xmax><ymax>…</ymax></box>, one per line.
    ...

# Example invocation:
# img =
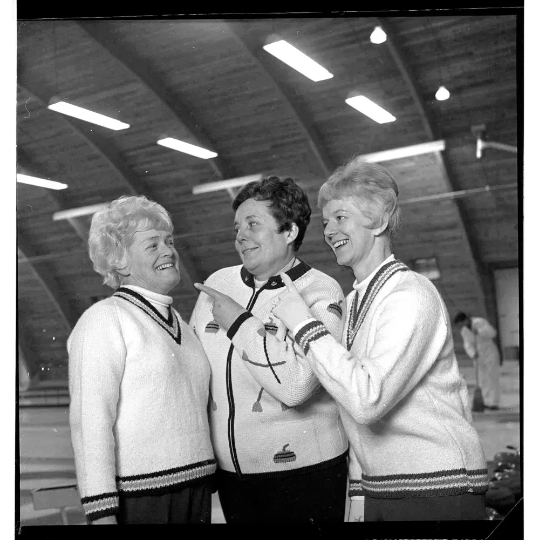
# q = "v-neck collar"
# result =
<box><xmin>114</xmin><ymin>287</ymin><xmax>181</xmax><ymax>346</ymax></box>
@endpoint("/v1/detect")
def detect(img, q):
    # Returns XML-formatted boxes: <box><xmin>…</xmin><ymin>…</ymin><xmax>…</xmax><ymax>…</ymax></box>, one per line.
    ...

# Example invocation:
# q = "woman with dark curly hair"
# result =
<box><xmin>191</xmin><ymin>176</ymin><xmax>349</xmax><ymax>523</ymax></box>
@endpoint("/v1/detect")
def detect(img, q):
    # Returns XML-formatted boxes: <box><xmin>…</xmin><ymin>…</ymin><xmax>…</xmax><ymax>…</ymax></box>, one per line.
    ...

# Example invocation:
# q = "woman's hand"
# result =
<box><xmin>272</xmin><ymin>273</ymin><xmax>314</xmax><ymax>333</ymax></box>
<box><xmin>194</xmin><ymin>283</ymin><xmax>247</xmax><ymax>331</ymax></box>
<box><xmin>92</xmin><ymin>515</ymin><xmax>118</xmax><ymax>525</ymax></box>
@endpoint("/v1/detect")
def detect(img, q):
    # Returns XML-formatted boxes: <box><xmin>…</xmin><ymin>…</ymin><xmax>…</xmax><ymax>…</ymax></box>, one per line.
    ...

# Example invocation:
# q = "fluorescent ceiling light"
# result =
<box><xmin>52</xmin><ymin>203</ymin><xmax>109</xmax><ymax>221</ymax></box>
<box><xmin>17</xmin><ymin>173</ymin><xmax>67</xmax><ymax>190</ymax></box>
<box><xmin>370</xmin><ymin>26</ymin><xmax>387</xmax><ymax>44</ymax></box>
<box><xmin>48</xmin><ymin>101</ymin><xmax>130</xmax><ymax>130</ymax></box>
<box><xmin>345</xmin><ymin>96</ymin><xmax>396</xmax><ymax>124</ymax></box>
<box><xmin>157</xmin><ymin>138</ymin><xmax>218</xmax><ymax>159</ymax></box>
<box><xmin>263</xmin><ymin>40</ymin><xmax>333</xmax><ymax>82</ymax></box>
<box><xmin>435</xmin><ymin>85</ymin><xmax>450</xmax><ymax>101</ymax></box>
<box><xmin>358</xmin><ymin>140</ymin><xmax>445</xmax><ymax>163</ymax></box>
<box><xmin>193</xmin><ymin>174</ymin><xmax>263</xmax><ymax>195</ymax></box>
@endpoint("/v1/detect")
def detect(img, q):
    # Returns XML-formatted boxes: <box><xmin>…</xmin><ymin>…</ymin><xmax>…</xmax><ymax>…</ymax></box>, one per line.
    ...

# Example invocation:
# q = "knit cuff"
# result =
<box><xmin>81</xmin><ymin>491</ymin><xmax>119</xmax><ymax>522</ymax></box>
<box><xmin>295</xmin><ymin>319</ymin><xmax>330</xmax><ymax>355</ymax></box>
<box><xmin>349</xmin><ymin>479</ymin><xmax>365</xmax><ymax>498</ymax></box>
<box><xmin>227</xmin><ymin>311</ymin><xmax>253</xmax><ymax>340</ymax></box>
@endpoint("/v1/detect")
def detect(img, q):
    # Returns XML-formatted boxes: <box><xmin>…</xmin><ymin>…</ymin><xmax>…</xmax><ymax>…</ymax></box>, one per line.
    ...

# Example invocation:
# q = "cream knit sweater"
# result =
<box><xmin>293</xmin><ymin>256</ymin><xmax>488</xmax><ymax>499</ymax></box>
<box><xmin>68</xmin><ymin>286</ymin><xmax>215</xmax><ymax>522</ymax></box>
<box><xmin>190</xmin><ymin>260</ymin><xmax>349</xmax><ymax>477</ymax></box>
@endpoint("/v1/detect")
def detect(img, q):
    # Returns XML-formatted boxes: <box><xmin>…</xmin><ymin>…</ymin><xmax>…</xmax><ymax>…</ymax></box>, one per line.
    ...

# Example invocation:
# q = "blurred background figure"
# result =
<box><xmin>454</xmin><ymin>312</ymin><xmax>501</xmax><ymax>410</ymax></box>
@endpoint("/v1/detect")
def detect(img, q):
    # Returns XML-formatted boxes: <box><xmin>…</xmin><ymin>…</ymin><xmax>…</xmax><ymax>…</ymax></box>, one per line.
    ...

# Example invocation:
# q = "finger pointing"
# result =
<box><xmin>194</xmin><ymin>283</ymin><xmax>219</xmax><ymax>298</ymax></box>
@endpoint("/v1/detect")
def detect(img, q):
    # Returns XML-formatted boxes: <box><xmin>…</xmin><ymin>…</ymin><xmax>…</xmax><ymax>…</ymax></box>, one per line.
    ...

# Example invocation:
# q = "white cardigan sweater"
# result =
<box><xmin>68</xmin><ymin>286</ymin><xmax>215</xmax><ymax>522</ymax></box>
<box><xmin>190</xmin><ymin>260</ymin><xmax>349</xmax><ymax>478</ymax></box>
<box><xmin>293</xmin><ymin>256</ymin><xmax>488</xmax><ymax>499</ymax></box>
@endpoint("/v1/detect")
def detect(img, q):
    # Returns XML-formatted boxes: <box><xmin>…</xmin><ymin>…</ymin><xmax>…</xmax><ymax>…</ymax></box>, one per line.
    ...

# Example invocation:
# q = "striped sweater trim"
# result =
<box><xmin>117</xmin><ymin>459</ymin><xmax>216</xmax><ymax>494</ymax></box>
<box><xmin>347</xmin><ymin>260</ymin><xmax>409</xmax><ymax>350</ymax></box>
<box><xmin>114</xmin><ymin>288</ymin><xmax>182</xmax><ymax>346</ymax></box>
<box><xmin>294</xmin><ymin>320</ymin><xmax>330</xmax><ymax>355</ymax></box>
<box><xmin>80</xmin><ymin>492</ymin><xmax>119</xmax><ymax>522</ymax></box>
<box><xmin>361</xmin><ymin>468</ymin><xmax>489</xmax><ymax>499</ymax></box>
<box><xmin>349</xmin><ymin>478</ymin><xmax>364</xmax><ymax>497</ymax></box>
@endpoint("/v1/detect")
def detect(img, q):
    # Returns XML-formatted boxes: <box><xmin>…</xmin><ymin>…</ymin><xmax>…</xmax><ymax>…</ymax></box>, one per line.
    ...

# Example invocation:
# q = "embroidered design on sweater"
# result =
<box><xmin>361</xmin><ymin>467</ymin><xmax>489</xmax><ymax>499</ymax></box>
<box><xmin>113</xmin><ymin>288</ymin><xmax>182</xmax><ymax>346</ymax></box>
<box><xmin>252</xmin><ymin>387</ymin><xmax>264</xmax><ymax>412</ymax></box>
<box><xmin>327</xmin><ymin>299</ymin><xmax>344</xmax><ymax>319</ymax></box>
<box><xmin>117</xmin><ymin>459</ymin><xmax>217</xmax><ymax>496</ymax></box>
<box><xmin>273</xmin><ymin>444</ymin><xmax>297</xmax><ymax>463</ymax></box>
<box><xmin>241</xmin><ymin>350</ymin><xmax>285</xmax><ymax>368</ymax></box>
<box><xmin>80</xmin><ymin>491</ymin><xmax>119</xmax><ymax>522</ymax></box>
<box><xmin>264</xmin><ymin>316</ymin><xmax>279</xmax><ymax>335</ymax></box>
<box><xmin>346</xmin><ymin>260</ymin><xmax>409</xmax><ymax>351</ymax></box>
<box><xmin>205</xmin><ymin>320</ymin><xmax>220</xmax><ymax>333</ymax></box>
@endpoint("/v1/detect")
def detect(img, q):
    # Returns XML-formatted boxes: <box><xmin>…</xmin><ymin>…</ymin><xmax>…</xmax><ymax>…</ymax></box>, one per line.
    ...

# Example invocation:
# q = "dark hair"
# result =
<box><xmin>232</xmin><ymin>176</ymin><xmax>311</xmax><ymax>251</ymax></box>
<box><xmin>453</xmin><ymin>311</ymin><xmax>469</xmax><ymax>325</ymax></box>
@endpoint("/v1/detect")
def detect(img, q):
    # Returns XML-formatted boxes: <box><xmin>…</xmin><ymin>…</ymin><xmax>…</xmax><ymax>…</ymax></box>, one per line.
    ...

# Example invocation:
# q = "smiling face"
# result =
<box><xmin>322</xmin><ymin>198</ymin><xmax>390</xmax><ymax>281</ymax></box>
<box><xmin>234</xmin><ymin>198</ymin><xmax>297</xmax><ymax>281</ymax></box>
<box><xmin>119</xmin><ymin>229</ymin><xmax>180</xmax><ymax>294</ymax></box>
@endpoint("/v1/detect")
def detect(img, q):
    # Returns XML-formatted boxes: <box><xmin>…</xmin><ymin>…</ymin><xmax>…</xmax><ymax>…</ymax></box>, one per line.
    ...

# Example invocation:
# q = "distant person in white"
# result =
<box><xmin>68</xmin><ymin>196</ymin><xmax>215</xmax><ymax>525</ymax></box>
<box><xmin>454</xmin><ymin>311</ymin><xmax>501</xmax><ymax>410</ymax></box>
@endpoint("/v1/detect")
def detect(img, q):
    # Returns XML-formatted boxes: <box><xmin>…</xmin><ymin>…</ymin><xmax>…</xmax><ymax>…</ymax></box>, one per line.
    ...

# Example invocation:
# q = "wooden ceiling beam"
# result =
<box><xmin>77</xmin><ymin>21</ymin><xmax>238</xmax><ymax>181</ymax></box>
<box><xmin>17</xmin><ymin>147</ymin><xmax>88</xmax><ymax>243</ymax></box>
<box><xmin>378</xmin><ymin>17</ymin><xmax>490</xmax><ymax>307</ymax></box>
<box><xmin>17</xmin><ymin>84</ymin><xmax>200</xmax><ymax>288</ymax></box>
<box><xmin>18</xmin><ymin>241</ymin><xmax>76</xmax><ymax>333</ymax></box>
<box><xmin>225</xmin><ymin>22</ymin><xmax>334</xmax><ymax>178</ymax></box>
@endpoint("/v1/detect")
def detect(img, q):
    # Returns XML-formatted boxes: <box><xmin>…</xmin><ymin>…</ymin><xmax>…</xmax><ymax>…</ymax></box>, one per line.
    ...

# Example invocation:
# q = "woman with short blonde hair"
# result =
<box><xmin>69</xmin><ymin>195</ymin><xmax>215</xmax><ymax>525</ymax></box>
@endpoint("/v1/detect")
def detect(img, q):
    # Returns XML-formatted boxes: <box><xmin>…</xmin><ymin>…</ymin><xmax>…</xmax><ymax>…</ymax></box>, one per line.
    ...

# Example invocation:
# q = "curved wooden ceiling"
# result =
<box><xmin>16</xmin><ymin>15</ymin><xmax>519</xmax><ymax>378</ymax></box>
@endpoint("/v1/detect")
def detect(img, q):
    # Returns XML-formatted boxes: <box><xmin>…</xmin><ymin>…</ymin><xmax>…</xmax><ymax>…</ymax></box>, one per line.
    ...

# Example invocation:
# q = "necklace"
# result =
<box><xmin>346</xmin><ymin>259</ymin><xmax>409</xmax><ymax>351</ymax></box>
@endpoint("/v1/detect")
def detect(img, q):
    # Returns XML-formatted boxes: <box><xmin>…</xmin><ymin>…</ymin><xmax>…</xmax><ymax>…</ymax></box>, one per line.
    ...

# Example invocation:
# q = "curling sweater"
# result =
<box><xmin>190</xmin><ymin>260</ymin><xmax>349</xmax><ymax>478</ymax></box>
<box><xmin>293</xmin><ymin>256</ymin><xmax>489</xmax><ymax>499</ymax></box>
<box><xmin>68</xmin><ymin>286</ymin><xmax>216</xmax><ymax>522</ymax></box>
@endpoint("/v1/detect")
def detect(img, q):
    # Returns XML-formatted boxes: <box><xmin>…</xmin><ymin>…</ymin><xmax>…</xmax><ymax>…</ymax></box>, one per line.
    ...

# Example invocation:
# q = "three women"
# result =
<box><xmin>69</xmin><ymin>161</ymin><xmax>488</xmax><ymax>524</ymax></box>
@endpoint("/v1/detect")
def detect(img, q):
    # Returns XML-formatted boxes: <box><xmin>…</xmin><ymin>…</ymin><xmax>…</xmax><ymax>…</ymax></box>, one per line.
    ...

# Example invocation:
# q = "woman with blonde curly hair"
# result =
<box><xmin>68</xmin><ymin>195</ymin><xmax>215</xmax><ymax>525</ymax></box>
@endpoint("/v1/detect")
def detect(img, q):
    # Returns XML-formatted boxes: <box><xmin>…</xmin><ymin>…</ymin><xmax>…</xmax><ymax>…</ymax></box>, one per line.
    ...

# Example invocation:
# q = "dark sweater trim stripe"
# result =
<box><xmin>217</xmin><ymin>450</ymin><xmax>348</xmax><ymax>481</ymax></box>
<box><xmin>239</xmin><ymin>259</ymin><xmax>311</xmax><ymax>289</ymax></box>
<box><xmin>81</xmin><ymin>491</ymin><xmax>119</xmax><ymax>504</ymax></box>
<box><xmin>295</xmin><ymin>320</ymin><xmax>330</xmax><ymax>355</ymax></box>
<box><xmin>118</xmin><ymin>473</ymin><xmax>215</xmax><ymax>499</ymax></box>
<box><xmin>227</xmin><ymin>311</ymin><xmax>253</xmax><ymax>340</ymax></box>
<box><xmin>116</xmin><ymin>459</ymin><xmax>216</xmax><ymax>482</ymax></box>
<box><xmin>362</xmin><ymin>467</ymin><xmax>488</xmax><ymax>482</ymax></box>
<box><xmin>364</xmin><ymin>485</ymin><xmax>489</xmax><ymax>499</ymax></box>
<box><xmin>86</xmin><ymin>507</ymin><xmax>119</xmax><ymax>522</ymax></box>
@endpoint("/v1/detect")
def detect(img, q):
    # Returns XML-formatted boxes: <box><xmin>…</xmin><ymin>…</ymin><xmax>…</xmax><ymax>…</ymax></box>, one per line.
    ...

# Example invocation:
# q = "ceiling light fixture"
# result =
<box><xmin>193</xmin><ymin>174</ymin><xmax>263</xmax><ymax>196</ymax></box>
<box><xmin>17</xmin><ymin>173</ymin><xmax>68</xmax><ymax>190</ymax></box>
<box><xmin>52</xmin><ymin>203</ymin><xmax>109</xmax><ymax>221</ymax></box>
<box><xmin>435</xmin><ymin>85</ymin><xmax>450</xmax><ymax>101</ymax></box>
<box><xmin>370</xmin><ymin>26</ymin><xmax>387</xmax><ymax>44</ymax></box>
<box><xmin>156</xmin><ymin>138</ymin><xmax>218</xmax><ymax>159</ymax></box>
<box><xmin>263</xmin><ymin>40</ymin><xmax>333</xmax><ymax>82</ymax></box>
<box><xmin>345</xmin><ymin>96</ymin><xmax>396</xmax><ymax>124</ymax></box>
<box><xmin>48</xmin><ymin>101</ymin><xmax>130</xmax><ymax>130</ymax></box>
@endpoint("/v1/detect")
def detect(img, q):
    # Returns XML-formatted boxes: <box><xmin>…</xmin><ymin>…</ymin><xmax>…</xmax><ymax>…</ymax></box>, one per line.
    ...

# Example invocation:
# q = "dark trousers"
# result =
<box><xmin>365</xmin><ymin>493</ymin><xmax>487</xmax><ymax>521</ymax></box>
<box><xmin>117</xmin><ymin>481</ymin><xmax>212</xmax><ymax>524</ymax></box>
<box><xmin>216</xmin><ymin>458</ymin><xmax>348</xmax><ymax>523</ymax></box>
